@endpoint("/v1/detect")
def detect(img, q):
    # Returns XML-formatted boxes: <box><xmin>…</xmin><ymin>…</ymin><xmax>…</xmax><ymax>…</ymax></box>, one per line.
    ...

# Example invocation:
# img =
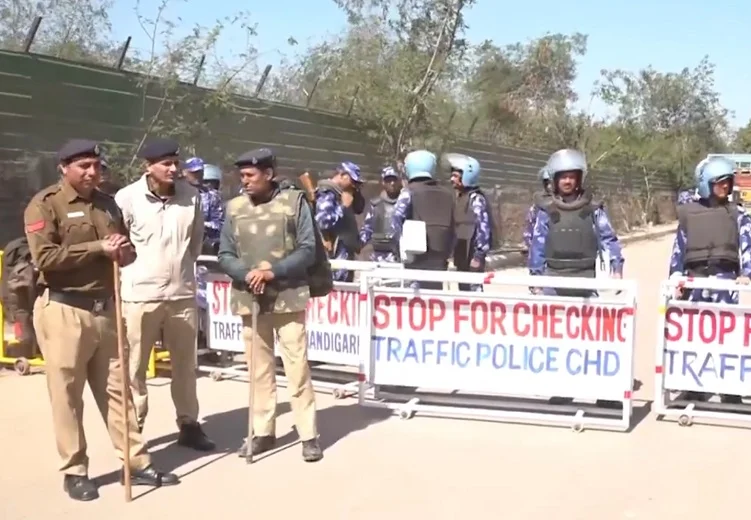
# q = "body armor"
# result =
<box><xmin>371</xmin><ymin>193</ymin><xmax>398</xmax><ymax>253</ymax></box>
<box><xmin>679</xmin><ymin>201</ymin><xmax>739</xmax><ymax>274</ymax></box>
<box><xmin>537</xmin><ymin>192</ymin><xmax>599</xmax><ymax>277</ymax></box>
<box><xmin>225</xmin><ymin>190</ymin><xmax>310</xmax><ymax>315</ymax></box>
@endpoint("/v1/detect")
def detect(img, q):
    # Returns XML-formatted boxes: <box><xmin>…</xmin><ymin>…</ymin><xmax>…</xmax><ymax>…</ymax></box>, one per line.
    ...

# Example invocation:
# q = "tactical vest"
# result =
<box><xmin>316</xmin><ymin>180</ymin><xmax>361</xmax><ymax>257</ymax></box>
<box><xmin>679</xmin><ymin>201</ymin><xmax>739</xmax><ymax>268</ymax></box>
<box><xmin>409</xmin><ymin>180</ymin><xmax>454</xmax><ymax>256</ymax></box>
<box><xmin>371</xmin><ymin>193</ymin><xmax>398</xmax><ymax>252</ymax></box>
<box><xmin>538</xmin><ymin>192</ymin><xmax>599</xmax><ymax>276</ymax></box>
<box><xmin>226</xmin><ymin>190</ymin><xmax>310</xmax><ymax>315</ymax></box>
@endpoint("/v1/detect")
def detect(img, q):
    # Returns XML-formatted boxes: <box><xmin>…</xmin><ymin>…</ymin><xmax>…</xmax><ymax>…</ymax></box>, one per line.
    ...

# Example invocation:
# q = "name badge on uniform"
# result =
<box><xmin>67</xmin><ymin>211</ymin><xmax>85</xmax><ymax>218</ymax></box>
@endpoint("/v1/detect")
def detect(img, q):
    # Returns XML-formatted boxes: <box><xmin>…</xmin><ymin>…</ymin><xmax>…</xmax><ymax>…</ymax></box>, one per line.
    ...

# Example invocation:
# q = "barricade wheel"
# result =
<box><xmin>571</xmin><ymin>423</ymin><xmax>584</xmax><ymax>433</ymax></box>
<box><xmin>399</xmin><ymin>409</ymin><xmax>413</xmax><ymax>420</ymax></box>
<box><xmin>678</xmin><ymin>414</ymin><xmax>693</xmax><ymax>427</ymax></box>
<box><xmin>14</xmin><ymin>358</ymin><xmax>31</xmax><ymax>376</ymax></box>
<box><xmin>210</xmin><ymin>370</ymin><xmax>223</xmax><ymax>382</ymax></box>
<box><xmin>332</xmin><ymin>389</ymin><xmax>344</xmax><ymax>399</ymax></box>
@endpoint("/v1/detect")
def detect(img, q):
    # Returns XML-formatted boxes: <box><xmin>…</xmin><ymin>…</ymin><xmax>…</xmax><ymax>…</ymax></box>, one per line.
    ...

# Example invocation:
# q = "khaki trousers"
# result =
<box><xmin>124</xmin><ymin>298</ymin><xmax>199</xmax><ymax>428</ymax></box>
<box><xmin>243</xmin><ymin>310</ymin><xmax>317</xmax><ymax>440</ymax></box>
<box><xmin>33</xmin><ymin>290</ymin><xmax>150</xmax><ymax>476</ymax></box>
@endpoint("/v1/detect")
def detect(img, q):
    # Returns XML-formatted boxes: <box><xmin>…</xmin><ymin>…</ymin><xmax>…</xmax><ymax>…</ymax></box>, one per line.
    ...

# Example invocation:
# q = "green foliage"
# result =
<box><xmin>0</xmin><ymin>0</ymin><xmax>737</xmax><ymax>194</ymax></box>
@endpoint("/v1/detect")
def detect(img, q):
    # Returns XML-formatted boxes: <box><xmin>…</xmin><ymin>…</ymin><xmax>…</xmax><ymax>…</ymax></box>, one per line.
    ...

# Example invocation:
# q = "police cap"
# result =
<box><xmin>138</xmin><ymin>138</ymin><xmax>180</xmax><ymax>162</ymax></box>
<box><xmin>57</xmin><ymin>139</ymin><xmax>101</xmax><ymax>164</ymax></box>
<box><xmin>234</xmin><ymin>148</ymin><xmax>276</xmax><ymax>169</ymax></box>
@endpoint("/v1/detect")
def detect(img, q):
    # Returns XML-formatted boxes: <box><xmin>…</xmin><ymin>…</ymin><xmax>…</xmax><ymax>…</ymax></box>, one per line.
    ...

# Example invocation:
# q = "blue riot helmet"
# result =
<box><xmin>404</xmin><ymin>150</ymin><xmax>437</xmax><ymax>180</ymax></box>
<box><xmin>696</xmin><ymin>156</ymin><xmax>735</xmax><ymax>199</ymax></box>
<box><xmin>461</xmin><ymin>156</ymin><xmax>481</xmax><ymax>187</ymax></box>
<box><xmin>546</xmin><ymin>149</ymin><xmax>588</xmax><ymax>180</ymax></box>
<box><xmin>203</xmin><ymin>164</ymin><xmax>222</xmax><ymax>182</ymax></box>
<box><xmin>538</xmin><ymin>167</ymin><xmax>551</xmax><ymax>182</ymax></box>
<box><xmin>693</xmin><ymin>158</ymin><xmax>709</xmax><ymax>184</ymax></box>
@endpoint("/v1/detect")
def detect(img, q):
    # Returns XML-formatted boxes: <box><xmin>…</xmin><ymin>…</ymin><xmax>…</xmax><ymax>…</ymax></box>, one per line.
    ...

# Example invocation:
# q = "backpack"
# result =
<box><xmin>1</xmin><ymin>237</ymin><xmax>40</xmax><ymax>353</ymax></box>
<box><xmin>282</xmin><ymin>184</ymin><xmax>334</xmax><ymax>298</ymax></box>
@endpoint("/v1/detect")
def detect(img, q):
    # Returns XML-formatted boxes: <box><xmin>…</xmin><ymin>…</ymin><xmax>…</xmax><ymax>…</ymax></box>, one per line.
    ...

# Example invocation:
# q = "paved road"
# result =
<box><xmin>2</xmin><ymin>231</ymin><xmax>748</xmax><ymax>520</ymax></box>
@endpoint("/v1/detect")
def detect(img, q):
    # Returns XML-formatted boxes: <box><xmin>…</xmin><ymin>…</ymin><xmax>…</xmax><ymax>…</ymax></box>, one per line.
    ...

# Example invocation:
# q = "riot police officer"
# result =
<box><xmin>670</xmin><ymin>156</ymin><xmax>751</xmax><ymax>403</ymax></box>
<box><xmin>360</xmin><ymin>166</ymin><xmax>402</xmax><ymax>262</ymax></box>
<box><xmin>528</xmin><ymin>149</ymin><xmax>624</xmax><ymax>296</ymax></box>
<box><xmin>447</xmin><ymin>154</ymin><xmax>492</xmax><ymax>291</ymax></box>
<box><xmin>392</xmin><ymin>150</ymin><xmax>454</xmax><ymax>290</ymax></box>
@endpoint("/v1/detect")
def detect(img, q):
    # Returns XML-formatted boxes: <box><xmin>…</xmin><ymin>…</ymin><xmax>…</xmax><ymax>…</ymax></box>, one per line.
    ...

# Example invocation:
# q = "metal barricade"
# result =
<box><xmin>356</xmin><ymin>268</ymin><xmax>638</xmax><ymax>432</ymax></box>
<box><xmin>655</xmin><ymin>276</ymin><xmax>751</xmax><ymax>428</ymax></box>
<box><xmin>198</xmin><ymin>256</ymin><xmax>402</xmax><ymax>398</ymax></box>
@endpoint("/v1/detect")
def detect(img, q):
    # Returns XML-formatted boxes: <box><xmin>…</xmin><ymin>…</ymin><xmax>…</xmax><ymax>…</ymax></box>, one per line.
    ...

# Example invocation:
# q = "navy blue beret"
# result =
<box><xmin>138</xmin><ymin>138</ymin><xmax>180</xmax><ymax>161</ymax></box>
<box><xmin>57</xmin><ymin>139</ymin><xmax>101</xmax><ymax>163</ymax></box>
<box><xmin>234</xmin><ymin>148</ymin><xmax>275</xmax><ymax>169</ymax></box>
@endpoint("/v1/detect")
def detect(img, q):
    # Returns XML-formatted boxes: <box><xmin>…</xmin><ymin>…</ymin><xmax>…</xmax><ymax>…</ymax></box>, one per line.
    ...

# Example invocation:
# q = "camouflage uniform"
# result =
<box><xmin>454</xmin><ymin>190</ymin><xmax>492</xmax><ymax>292</ymax></box>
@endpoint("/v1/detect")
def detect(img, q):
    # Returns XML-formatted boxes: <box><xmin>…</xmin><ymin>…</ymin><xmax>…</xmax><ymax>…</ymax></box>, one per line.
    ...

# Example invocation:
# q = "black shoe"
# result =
<box><xmin>63</xmin><ymin>475</ymin><xmax>99</xmax><ymax>502</ymax></box>
<box><xmin>237</xmin><ymin>438</ymin><xmax>248</xmax><ymax>458</ymax></box>
<box><xmin>721</xmin><ymin>394</ymin><xmax>743</xmax><ymax>404</ymax></box>
<box><xmin>302</xmin><ymin>439</ymin><xmax>323</xmax><ymax>463</ymax></box>
<box><xmin>177</xmin><ymin>423</ymin><xmax>215</xmax><ymax>451</ymax></box>
<box><xmin>122</xmin><ymin>465</ymin><xmax>180</xmax><ymax>487</ymax></box>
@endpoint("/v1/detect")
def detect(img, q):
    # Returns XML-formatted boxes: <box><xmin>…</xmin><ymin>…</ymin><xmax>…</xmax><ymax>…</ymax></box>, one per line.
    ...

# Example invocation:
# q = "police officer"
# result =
<box><xmin>523</xmin><ymin>167</ymin><xmax>552</xmax><ymax>249</ymax></box>
<box><xmin>392</xmin><ymin>150</ymin><xmax>455</xmax><ymax>290</ymax></box>
<box><xmin>115</xmin><ymin>139</ymin><xmax>214</xmax><ymax>451</ymax></box>
<box><xmin>359</xmin><ymin>166</ymin><xmax>402</xmax><ymax>262</ymax></box>
<box><xmin>218</xmin><ymin>148</ymin><xmax>323</xmax><ymax>463</ymax></box>
<box><xmin>448</xmin><ymin>154</ymin><xmax>492</xmax><ymax>292</ymax></box>
<box><xmin>670</xmin><ymin>156</ymin><xmax>751</xmax><ymax>403</ymax></box>
<box><xmin>315</xmin><ymin>161</ymin><xmax>363</xmax><ymax>281</ymax></box>
<box><xmin>528</xmin><ymin>149</ymin><xmax>625</xmax><ymax>296</ymax></box>
<box><xmin>24</xmin><ymin>139</ymin><xmax>178</xmax><ymax>501</ymax></box>
<box><xmin>184</xmin><ymin>157</ymin><xmax>225</xmax><ymax>251</ymax></box>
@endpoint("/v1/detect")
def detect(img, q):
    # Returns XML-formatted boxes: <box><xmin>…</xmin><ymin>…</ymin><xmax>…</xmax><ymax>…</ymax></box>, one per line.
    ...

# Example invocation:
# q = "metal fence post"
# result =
<box><xmin>115</xmin><ymin>37</ymin><xmax>132</xmax><ymax>70</ymax></box>
<box><xmin>23</xmin><ymin>16</ymin><xmax>43</xmax><ymax>52</ymax></box>
<box><xmin>254</xmin><ymin>65</ymin><xmax>272</xmax><ymax>97</ymax></box>
<box><xmin>193</xmin><ymin>55</ymin><xmax>206</xmax><ymax>86</ymax></box>
<box><xmin>305</xmin><ymin>78</ymin><xmax>320</xmax><ymax>108</ymax></box>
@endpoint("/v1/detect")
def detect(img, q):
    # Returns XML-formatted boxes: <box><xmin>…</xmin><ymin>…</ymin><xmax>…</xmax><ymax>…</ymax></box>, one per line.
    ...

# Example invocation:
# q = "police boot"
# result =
<box><xmin>302</xmin><ymin>438</ymin><xmax>323</xmax><ymax>463</ymax></box>
<box><xmin>177</xmin><ymin>423</ymin><xmax>215</xmax><ymax>451</ymax></box>
<box><xmin>63</xmin><ymin>475</ymin><xmax>99</xmax><ymax>502</ymax></box>
<box><xmin>122</xmin><ymin>465</ymin><xmax>180</xmax><ymax>487</ymax></box>
<box><xmin>237</xmin><ymin>435</ymin><xmax>277</xmax><ymax>458</ymax></box>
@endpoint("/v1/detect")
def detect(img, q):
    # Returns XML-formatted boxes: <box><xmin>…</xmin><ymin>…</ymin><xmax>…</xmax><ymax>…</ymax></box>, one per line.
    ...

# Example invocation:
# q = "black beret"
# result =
<box><xmin>57</xmin><ymin>139</ymin><xmax>101</xmax><ymax>163</ymax></box>
<box><xmin>234</xmin><ymin>148</ymin><xmax>275</xmax><ymax>169</ymax></box>
<box><xmin>138</xmin><ymin>138</ymin><xmax>180</xmax><ymax>161</ymax></box>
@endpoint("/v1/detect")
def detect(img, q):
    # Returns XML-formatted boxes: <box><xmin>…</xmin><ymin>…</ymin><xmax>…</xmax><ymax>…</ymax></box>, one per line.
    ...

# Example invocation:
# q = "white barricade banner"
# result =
<box><xmin>662</xmin><ymin>301</ymin><xmax>751</xmax><ymax>395</ymax></box>
<box><xmin>369</xmin><ymin>289</ymin><xmax>635</xmax><ymax>400</ymax></box>
<box><xmin>206</xmin><ymin>273</ymin><xmax>362</xmax><ymax>365</ymax></box>
<box><xmin>306</xmin><ymin>283</ymin><xmax>361</xmax><ymax>365</ymax></box>
<box><xmin>207</xmin><ymin>274</ymin><xmax>244</xmax><ymax>352</ymax></box>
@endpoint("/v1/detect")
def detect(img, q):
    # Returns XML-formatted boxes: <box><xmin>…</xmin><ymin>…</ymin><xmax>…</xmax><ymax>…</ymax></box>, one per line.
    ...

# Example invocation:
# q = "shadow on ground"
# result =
<box><xmin>93</xmin><ymin>400</ymin><xmax>391</xmax><ymax>496</ymax></box>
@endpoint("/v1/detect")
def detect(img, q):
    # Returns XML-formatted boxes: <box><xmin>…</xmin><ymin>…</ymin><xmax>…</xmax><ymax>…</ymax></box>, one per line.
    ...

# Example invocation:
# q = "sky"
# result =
<box><xmin>108</xmin><ymin>0</ymin><xmax>751</xmax><ymax>128</ymax></box>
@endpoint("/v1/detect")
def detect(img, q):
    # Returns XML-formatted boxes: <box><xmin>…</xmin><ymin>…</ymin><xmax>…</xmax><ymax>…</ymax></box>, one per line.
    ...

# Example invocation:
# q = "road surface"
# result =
<box><xmin>1</xmin><ymin>231</ymin><xmax>746</xmax><ymax>520</ymax></box>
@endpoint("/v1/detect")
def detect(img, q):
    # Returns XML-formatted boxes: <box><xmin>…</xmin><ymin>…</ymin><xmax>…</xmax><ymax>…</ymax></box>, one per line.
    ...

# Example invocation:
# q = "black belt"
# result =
<box><xmin>48</xmin><ymin>290</ymin><xmax>112</xmax><ymax>313</ymax></box>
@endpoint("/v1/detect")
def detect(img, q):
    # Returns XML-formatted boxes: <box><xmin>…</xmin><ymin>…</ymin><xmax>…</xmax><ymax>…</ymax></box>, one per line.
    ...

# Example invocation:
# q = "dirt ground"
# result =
<box><xmin>2</xmin><ymin>229</ymin><xmax>749</xmax><ymax>520</ymax></box>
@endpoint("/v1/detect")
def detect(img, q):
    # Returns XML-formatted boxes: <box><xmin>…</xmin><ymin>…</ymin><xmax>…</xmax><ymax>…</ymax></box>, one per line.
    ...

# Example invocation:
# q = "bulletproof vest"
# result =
<box><xmin>226</xmin><ymin>190</ymin><xmax>311</xmax><ymax>315</ymax></box>
<box><xmin>679</xmin><ymin>201</ymin><xmax>739</xmax><ymax>267</ymax></box>
<box><xmin>371</xmin><ymin>193</ymin><xmax>398</xmax><ymax>252</ymax></box>
<box><xmin>540</xmin><ymin>192</ymin><xmax>599</xmax><ymax>276</ymax></box>
<box><xmin>316</xmin><ymin>180</ymin><xmax>361</xmax><ymax>257</ymax></box>
<box><xmin>409</xmin><ymin>180</ymin><xmax>455</xmax><ymax>256</ymax></box>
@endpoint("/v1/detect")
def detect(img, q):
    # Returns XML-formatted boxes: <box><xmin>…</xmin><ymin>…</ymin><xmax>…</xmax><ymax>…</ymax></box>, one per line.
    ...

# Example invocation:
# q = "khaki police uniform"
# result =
<box><xmin>24</xmin><ymin>179</ymin><xmax>151</xmax><ymax>477</ymax></box>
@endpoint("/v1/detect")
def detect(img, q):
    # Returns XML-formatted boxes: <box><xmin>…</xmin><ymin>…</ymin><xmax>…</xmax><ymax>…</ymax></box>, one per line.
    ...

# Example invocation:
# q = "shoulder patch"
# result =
<box><xmin>25</xmin><ymin>220</ymin><xmax>46</xmax><ymax>233</ymax></box>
